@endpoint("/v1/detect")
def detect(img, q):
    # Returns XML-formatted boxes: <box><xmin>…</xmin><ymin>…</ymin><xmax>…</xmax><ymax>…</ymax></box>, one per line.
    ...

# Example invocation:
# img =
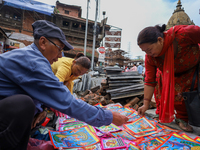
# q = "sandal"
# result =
<box><xmin>175</xmin><ymin>118</ymin><xmax>193</xmax><ymax>132</ymax></box>
<box><xmin>153</xmin><ymin>114</ymin><xmax>159</xmax><ymax>121</ymax></box>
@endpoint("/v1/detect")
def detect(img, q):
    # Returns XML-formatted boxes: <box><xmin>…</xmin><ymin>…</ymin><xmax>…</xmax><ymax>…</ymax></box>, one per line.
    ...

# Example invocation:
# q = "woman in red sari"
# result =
<box><xmin>137</xmin><ymin>24</ymin><xmax>200</xmax><ymax>132</ymax></box>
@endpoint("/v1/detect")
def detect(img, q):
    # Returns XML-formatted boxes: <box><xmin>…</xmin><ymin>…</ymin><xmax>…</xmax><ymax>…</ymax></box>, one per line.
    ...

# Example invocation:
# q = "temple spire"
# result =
<box><xmin>173</xmin><ymin>0</ymin><xmax>183</xmax><ymax>14</ymax></box>
<box><xmin>176</xmin><ymin>0</ymin><xmax>182</xmax><ymax>9</ymax></box>
<box><xmin>166</xmin><ymin>0</ymin><xmax>195</xmax><ymax>30</ymax></box>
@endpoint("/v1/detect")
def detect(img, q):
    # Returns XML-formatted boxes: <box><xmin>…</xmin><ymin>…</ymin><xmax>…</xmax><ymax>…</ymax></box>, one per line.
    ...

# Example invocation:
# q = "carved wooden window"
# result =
<box><xmin>5</xmin><ymin>11</ymin><xmax>10</xmax><ymax>18</ymax></box>
<box><xmin>81</xmin><ymin>24</ymin><xmax>85</xmax><ymax>31</ymax></box>
<box><xmin>63</xmin><ymin>20</ymin><xmax>69</xmax><ymax>27</ymax></box>
<box><xmin>65</xmin><ymin>10</ymin><xmax>69</xmax><ymax>14</ymax></box>
<box><xmin>13</xmin><ymin>13</ymin><xmax>21</xmax><ymax>21</ymax></box>
<box><xmin>72</xmin><ymin>22</ymin><xmax>79</xmax><ymax>28</ymax></box>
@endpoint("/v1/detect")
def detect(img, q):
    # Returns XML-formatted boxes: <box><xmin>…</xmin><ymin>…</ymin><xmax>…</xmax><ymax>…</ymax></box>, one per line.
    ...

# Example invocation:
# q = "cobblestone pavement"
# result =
<box><xmin>146</xmin><ymin>108</ymin><xmax>200</xmax><ymax>139</ymax></box>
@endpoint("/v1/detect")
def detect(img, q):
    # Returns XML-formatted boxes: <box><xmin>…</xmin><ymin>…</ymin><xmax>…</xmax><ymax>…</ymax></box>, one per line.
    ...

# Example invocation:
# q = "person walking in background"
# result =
<box><xmin>125</xmin><ymin>66</ymin><xmax>131</xmax><ymax>72</ymax></box>
<box><xmin>137</xmin><ymin>24</ymin><xmax>200</xmax><ymax>132</ymax></box>
<box><xmin>137</xmin><ymin>62</ymin><xmax>143</xmax><ymax>75</ymax></box>
<box><xmin>130</xmin><ymin>63</ymin><xmax>137</xmax><ymax>71</ymax></box>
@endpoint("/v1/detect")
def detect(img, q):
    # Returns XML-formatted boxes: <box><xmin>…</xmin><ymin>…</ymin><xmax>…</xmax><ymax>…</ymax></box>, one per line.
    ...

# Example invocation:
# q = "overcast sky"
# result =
<box><xmin>36</xmin><ymin>0</ymin><xmax>200</xmax><ymax>59</ymax></box>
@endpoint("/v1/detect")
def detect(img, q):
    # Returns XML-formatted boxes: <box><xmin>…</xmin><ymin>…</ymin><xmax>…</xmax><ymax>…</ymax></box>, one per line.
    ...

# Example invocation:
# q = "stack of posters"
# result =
<box><xmin>49</xmin><ymin>103</ymin><xmax>200</xmax><ymax>149</ymax></box>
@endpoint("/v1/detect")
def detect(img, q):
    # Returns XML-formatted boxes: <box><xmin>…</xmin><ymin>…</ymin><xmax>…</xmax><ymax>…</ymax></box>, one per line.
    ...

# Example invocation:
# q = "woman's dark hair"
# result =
<box><xmin>74</xmin><ymin>52</ymin><xmax>84</xmax><ymax>59</ymax></box>
<box><xmin>75</xmin><ymin>56</ymin><xmax>91</xmax><ymax>69</ymax></box>
<box><xmin>137</xmin><ymin>24</ymin><xmax>166</xmax><ymax>45</ymax></box>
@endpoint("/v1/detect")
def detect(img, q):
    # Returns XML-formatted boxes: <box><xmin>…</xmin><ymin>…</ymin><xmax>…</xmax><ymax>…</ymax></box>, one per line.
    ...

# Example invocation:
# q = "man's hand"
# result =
<box><xmin>111</xmin><ymin>111</ymin><xmax>129</xmax><ymax>126</ymax></box>
<box><xmin>31</xmin><ymin>110</ymin><xmax>47</xmax><ymax>129</ymax></box>
<box><xmin>138</xmin><ymin>104</ymin><xmax>149</xmax><ymax>117</ymax></box>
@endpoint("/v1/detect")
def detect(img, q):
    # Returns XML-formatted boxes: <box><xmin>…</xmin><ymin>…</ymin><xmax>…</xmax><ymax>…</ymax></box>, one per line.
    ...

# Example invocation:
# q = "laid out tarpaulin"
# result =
<box><xmin>3</xmin><ymin>0</ymin><xmax>54</xmax><ymax>16</ymax></box>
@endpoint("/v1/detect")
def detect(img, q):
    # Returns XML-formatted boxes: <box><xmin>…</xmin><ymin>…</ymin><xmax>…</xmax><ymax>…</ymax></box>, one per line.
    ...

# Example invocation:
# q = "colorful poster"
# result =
<box><xmin>59</xmin><ymin>121</ymin><xmax>87</xmax><ymax>131</ymax></box>
<box><xmin>138</xmin><ymin>138</ymin><xmax>163</xmax><ymax>150</ymax></box>
<box><xmin>64</xmin><ymin>143</ymin><xmax>101</xmax><ymax>150</ymax></box>
<box><xmin>127</xmin><ymin>113</ymin><xmax>140</xmax><ymax>122</ymax></box>
<box><xmin>107</xmin><ymin>107</ymin><xmax>134</xmax><ymax>117</ymax></box>
<box><xmin>94</xmin><ymin>103</ymin><xmax>104</xmax><ymax>108</ymax></box>
<box><xmin>124</xmin><ymin>117</ymin><xmax>157</xmax><ymax>135</ymax></box>
<box><xmin>95</xmin><ymin>123</ymin><xmax>122</xmax><ymax>133</ymax></box>
<box><xmin>156</xmin><ymin>133</ymin><xmax>200</xmax><ymax>150</ymax></box>
<box><xmin>49</xmin><ymin>126</ymin><xmax>100</xmax><ymax>149</ymax></box>
<box><xmin>111</xmin><ymin>130</ymin><xmax>136</xmax><ymax>141</ymax></box>
<box><xmin>150</xmin><ymin>129</ymin><xmax>174</xmax><ymax>138</ymax></box>
<box><xmin>105</xmin><ymin>103</ymin><xmax>123</xmax><ymax>110</ymax></box>
<box><xmin>180</xmin><ymin>133</ymin><xmax>200</xmax><ymax>143</ymax></box>
<box><xmin>128</xmin><ymin>143</ymin><xmax>140</xmax><ymax>150</ymax></box>
<box><xmin>195</xmin><ymin>137</ymin><xmax>200</xmax><ymax>142</ymax></box>
<box><xmin>59</xmin><ymin>118</ymin><xmax>77</xmax><ymax>124</ymax></box>
<box><xmin>101</xmin><ymin>137</ymin><xmax>127</xmax><ymax>150</ymax></box>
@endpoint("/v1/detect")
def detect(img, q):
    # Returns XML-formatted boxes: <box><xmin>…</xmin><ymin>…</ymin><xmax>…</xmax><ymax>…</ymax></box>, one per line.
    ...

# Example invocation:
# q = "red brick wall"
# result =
<box><xmin>22</xmin><ymin>12</ymin><xmax>35</xmax><ymax>33</ymax></box>
<box><xmin>57</xmin><ymin>5</ymin><xmax>79</xmax><ymax>18</ymax></box>
<box><xmin>22</xmin><ymin>12</ymin><xmax>47</xmax><ymax>36</ymax></box>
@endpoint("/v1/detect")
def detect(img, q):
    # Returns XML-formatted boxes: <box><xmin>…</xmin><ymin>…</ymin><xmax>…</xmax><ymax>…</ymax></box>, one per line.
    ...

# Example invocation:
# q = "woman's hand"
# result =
<box><xmin>31</xmin><ymin>110</ymin><xmax>47</xmax><ymax>129</ymax></box>
<box><xmin>138</xmin><ymin>85</ymin><xmax>155</xmax><ymax>117</ymax></box>
<box><xmin>138</xmin><ymin>104</ymin><xmax>149</xmax><ymax>117</ymax></box>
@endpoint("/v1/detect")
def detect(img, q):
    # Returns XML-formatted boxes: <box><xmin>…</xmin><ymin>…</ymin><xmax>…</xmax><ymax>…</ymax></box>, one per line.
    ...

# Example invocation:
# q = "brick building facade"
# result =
<box><xmin>0</xmin><ymin>0</ymin><xmax>110</xmax><ymax>61</ymax></box>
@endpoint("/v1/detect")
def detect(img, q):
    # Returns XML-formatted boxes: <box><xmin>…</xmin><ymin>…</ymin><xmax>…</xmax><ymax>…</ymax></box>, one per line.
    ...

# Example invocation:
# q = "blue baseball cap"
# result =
<box><xmin>32</xmin><ymin>20</ymin><xmax>73</xmax><ymax>51</ymax></box>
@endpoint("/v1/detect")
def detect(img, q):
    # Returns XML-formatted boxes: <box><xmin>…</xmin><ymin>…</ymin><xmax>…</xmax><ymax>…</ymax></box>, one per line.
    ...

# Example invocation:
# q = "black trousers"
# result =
<box><xmin>0</xmin><ymin>94</ymin><xmax>35</xmax><ymax>150</ymax></box>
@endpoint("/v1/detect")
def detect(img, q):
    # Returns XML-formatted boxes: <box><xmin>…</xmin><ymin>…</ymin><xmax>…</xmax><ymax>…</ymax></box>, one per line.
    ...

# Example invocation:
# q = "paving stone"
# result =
<box><xmin>146</xmin><ymin>108</ymin><xmax>200</xmax><ymax>138</ymax></box>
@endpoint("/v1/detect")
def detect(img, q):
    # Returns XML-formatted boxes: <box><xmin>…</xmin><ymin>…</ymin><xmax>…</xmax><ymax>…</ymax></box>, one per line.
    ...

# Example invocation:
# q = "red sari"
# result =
<box><xmin>154</xmin><ymin>68</ymin><xmax>162</xmax><ymax>115</ymax></box>
<box><xmin>145</xmin><ymin>25</ymin><xmax>200</xmax><ymax>123</ymax></box>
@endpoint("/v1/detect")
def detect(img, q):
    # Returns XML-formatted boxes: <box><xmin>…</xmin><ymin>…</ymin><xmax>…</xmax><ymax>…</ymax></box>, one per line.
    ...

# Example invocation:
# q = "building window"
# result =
<box><xmin>5</xmin><ymin>11</ymin><xmax>10</xmax><ymax>18</ymax></box>
<box><xmin>72</xmin><ymin>22</ymin><xmax>79</xmax><ymax>28</ymax></box>
<box><xmin>63</xmin><ymin>21</ymin><xmax>69</xmax><ymax>27</ymax></box>
<box><xmin>65</xmin><ymin>10</ymin><xmax>69</xmax><ymax>14</ymax></box>
<box><xmin>81</xmin><ymin>24</ymin><xmax>85</xmax><ymax>31</ymax></box>
<box><xmin>13</xmin><ymin>13</ymin><xmax>21</xmax><ymax>21</ymax></box>
<box><xmin>89</xmin><ymin>24</ymin><xmax>94</xmax><ymax>32</ymax></box>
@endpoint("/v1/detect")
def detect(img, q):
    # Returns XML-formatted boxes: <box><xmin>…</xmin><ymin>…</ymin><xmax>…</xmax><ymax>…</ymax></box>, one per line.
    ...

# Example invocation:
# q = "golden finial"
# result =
<box><xmin>177</xmin><ymin>0</ymin><xmax>181</xmax><ymax>5</ymax></box>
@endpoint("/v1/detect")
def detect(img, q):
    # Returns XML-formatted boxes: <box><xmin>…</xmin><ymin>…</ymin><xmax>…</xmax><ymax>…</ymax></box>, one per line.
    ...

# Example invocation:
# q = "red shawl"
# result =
<box><xmin>158</xmin><ymin>26</ymin><xmax>182</xmax><ymax>123</ymax></box>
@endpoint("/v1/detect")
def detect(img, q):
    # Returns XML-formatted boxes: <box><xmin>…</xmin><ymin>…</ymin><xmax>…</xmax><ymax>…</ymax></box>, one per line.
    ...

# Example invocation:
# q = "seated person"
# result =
<box><xmin>51</xmin><ymin>53</ymin><xmax>90</xmax><ymax>94</ymax></box>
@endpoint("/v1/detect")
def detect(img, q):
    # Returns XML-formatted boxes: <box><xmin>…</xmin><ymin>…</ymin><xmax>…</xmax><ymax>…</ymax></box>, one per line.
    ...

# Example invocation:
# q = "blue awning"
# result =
<box><xmin>3</xmin><ymin>0</ymin><xmax>54</xmax><ymax>16</ymax></box>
